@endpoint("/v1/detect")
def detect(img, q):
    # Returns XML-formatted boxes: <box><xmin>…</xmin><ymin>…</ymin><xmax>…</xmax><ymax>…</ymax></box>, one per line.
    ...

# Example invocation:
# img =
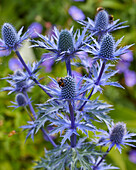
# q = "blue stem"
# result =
<box><xmin>15</xmin><ymin>50</ymin><xmax>52</xmax><ymax>98</ymax></box>
<box><xmin>95</xmin><ymin>61</ymin><xmax>106</xmax><ymax>85</ymax></box>
<box><xmin>79</xmin><ymin>86</ymin><xmax>95</xmax><ymax>111</ymax></box>
<box><xmin>23</xmin><ymin>91</ymin><xmax>37</xmax><ymax>120</ymax></box>
<box><xmin>79</xmin><ymin>60</ymin><xmax>106</xmax><ymax>111</ymax></box>
<box><xmin>24</xmin><ymin>91</ymin><xmax>57</xmax><ymax>148</ymax></box>
<box><xmin>93</xmin><ymin>146</ymin><xmax>113</xmax><ymax>170</ymax></box>
<box><xmin>65</xmin><ymin>59</ymin><xmax>72</xmax><ymax>76</ymax></box>
<box><xmin>68</xmin><ymin>101</ymin><xmax>76</xmax><ymax>148</ymax></box>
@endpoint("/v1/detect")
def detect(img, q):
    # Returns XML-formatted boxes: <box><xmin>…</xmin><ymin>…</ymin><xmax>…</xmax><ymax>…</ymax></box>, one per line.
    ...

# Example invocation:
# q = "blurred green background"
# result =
<box><xmin>0</xmin><ymin>0</ymin><xmax>136</xmax><ymax>170</ymax></box>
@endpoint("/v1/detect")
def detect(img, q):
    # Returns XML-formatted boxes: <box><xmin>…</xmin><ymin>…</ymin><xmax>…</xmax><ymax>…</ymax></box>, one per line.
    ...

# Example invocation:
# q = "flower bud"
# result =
<box><xmin>14</xmin><ymin>69</ymin><xmax>24</xmax><ymax>77</ymax></box>
<box><xmin>2</xmin><ymin>23</ymin><xmax>18</xmax><ymax>48</ymax></box>
<box><xmin>15</xmin><ymin>93</ymin><xmax>27</xmax><ymax>106</ymax></box>
<box><xmin>61</xmin><ymin>76</ymin><xmax>76</xmax><ymax>99</ymax></box>
<box><xmin>95</xmin><ymin>10</ymin><xmax>109</xmax><ymax>31</ymax></box>
<box><xmin>58</xmin><ymin>30</ymin><xmax>74</xmax><ymax>52</ymax></box>
<box><xmin>110</xmin><ymin>122</ymin><xmax>126</xmax><ymax>144</ymax></box>
<box><xmin>99</xmin><ymin>34</ymin><xmax>114</xmax><ymax>59</ymax></box>
<box><xmin>14</xmin><ymin>70</ymin><xmax>27</xmax><ymax>90</ymax></box>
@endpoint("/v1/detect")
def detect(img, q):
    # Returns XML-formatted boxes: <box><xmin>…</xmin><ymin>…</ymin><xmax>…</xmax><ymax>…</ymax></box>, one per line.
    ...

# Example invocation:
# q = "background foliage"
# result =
<box><xmin>0</xmin><ymin>0</ymin><xmax>136</xmax><ymax>170</ymax></box>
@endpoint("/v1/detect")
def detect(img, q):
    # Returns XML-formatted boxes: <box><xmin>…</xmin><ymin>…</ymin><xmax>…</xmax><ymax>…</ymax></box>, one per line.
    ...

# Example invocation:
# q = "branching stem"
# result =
<box><xmin>93</xmin><ymin>146</ymin><xmax>113</xmax><ymax>170</ymax></box>
<box><xmin>68</xmin><ymin>100</ymin><xmax>76</xmax><ymax>147</ymax></box>
<box><xmin>65</xmin><ymin>59</ymin><xmax>72</xmax><ymax>76</ymax></box>
<box><xmin>79</xmin><ymin>60</ymin><xmax>106</xmax><ymax>111</ymax></box>
<box><xmin>23</xmin><ymin>91</ymin><xmax>57</xmax><ymax>148</ymax></box>
<box><xmin>15</xmin><ymin>50</ymin><xmax>52</xmax><ymax>97</ymax></box>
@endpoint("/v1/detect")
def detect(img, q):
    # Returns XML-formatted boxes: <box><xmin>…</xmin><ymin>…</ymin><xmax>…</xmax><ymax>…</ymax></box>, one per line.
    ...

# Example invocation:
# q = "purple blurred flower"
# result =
<box><xmin>116</xmin><ymin>51</ymin><xmax>133</xmax><ymax>73</ymax></box>
<box><xmin>8</xmin><ymin>57</ymin><xmax>23</xmax><ymax>71</ymax></box>
<box><xmin>28</xmin><ymin>22</ymin><xmax>43</xmax><ymax>38</ymax></box>
<box><xmin>72</xmin><ymin>70</ymin><xmax>82</xmax><ymax>84</ymax></box>
<box><xmin>68</xmin><ymin>6</ymin><xmax>85</xmax><ymax>21</ymax></box>
<box><xmin>77</xmin><ymin>51</ymin><xmax>93</xmax><ymax>73</ymax></box>
<box><xmin>47</xmin><ymin>25</ymin><xmax>56</xmax><ymax>39</ymax></box>
<box><xmin>129</xmin><ymin>149</ymin><xmax>136</xmax><ymax>164</ymax></box>
<box><xmin>120</xmin><ymin>50</ymin><xmax>133</xmax><ymax>62</ymax></box>
<box><xmin>41</xmin><ymin>53</ymin><xmax>54</xmax><ymax>72</ymax></box>
<box><xmin>76</xmin><ymin>51</ymin><xmax>88</xmax><ymax>59</ymax></box>
<box><xmin>124</xmin><ymin>70</ymin><xmax>136</xmax><ymax>87</ymax></box>
<box><xmin>116</xmin><ymin>62</ymin><xmax>130</xmax><ymax>73</ymax></box>
<box><xmin>0</xmin><ymin>42</ymin><xmax>11</xmax><ymax>56</ymax></box>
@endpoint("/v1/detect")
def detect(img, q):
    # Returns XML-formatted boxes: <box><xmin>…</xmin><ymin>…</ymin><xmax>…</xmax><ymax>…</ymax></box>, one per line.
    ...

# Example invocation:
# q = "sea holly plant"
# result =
<box><xmin>0</xmin><ymin>7</ymin><xmax>136</xmax><ymax>170</ymax></box>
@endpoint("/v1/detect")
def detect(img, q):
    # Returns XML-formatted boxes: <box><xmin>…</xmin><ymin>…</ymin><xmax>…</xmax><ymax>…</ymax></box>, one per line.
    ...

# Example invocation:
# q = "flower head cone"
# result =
<box><xmin>94</xmin><ymin>10</ymin><xmax>109</xmax><ymax>31</ymax></box>
<box><xmin>15</xmin><ymin>93</ymin><xmax>27</xmax><ymax>107</ymax></box>
<box><xmin>9</xmin><ymin>93</ymin><xmax>30</xmax><ymax>109</ymax></box>
<box><xmin>97</xmin><ymin>122</ymin><xmax>136</xmax><ymax>153</ymax></box>
<box><xmin>99</xmin><ymin>34</ymin><xmax>115</xmax><ymax>59</ymax></box>
<box><xmin>86</xmin><ymin>33</ymin><xmax>134</xmax><ymax>61</ymax></box>
<box><xmin>0</xmin><ymin>23</ymin><xmax>31</xmax><ymax>56</ymax></box>
<box><xmin>110</xmin><ymin>122</ymin><xmax>126</xmax><ymax>145</ymax></box>
<box><xmin>2</xmin><ymin>23</ymin><xmax>19</xmax><ymax>48</ymax></box>
<box><xmin>61</xmin><ymin>76</ymin><xmax>76</xmax><ymax>99</ymax></box>
<box><xmin>58</xmin><ymin>30</ymin><xmax>74</xmax><ymax>54</ymax></box>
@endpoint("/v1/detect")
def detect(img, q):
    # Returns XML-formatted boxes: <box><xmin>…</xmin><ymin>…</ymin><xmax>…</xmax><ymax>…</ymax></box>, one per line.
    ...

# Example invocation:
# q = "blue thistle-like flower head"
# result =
<box><xmin>95</xmin><ymin>10</ymin><xmax>109</xmax><ymax>31</ymax></box>
<box><xmin>99</xmin><ymin>34</ymin><xmax>115</xmax><ymax>59</ymax></box>
<box><xmin>0</xmin><ymin>23</ymin><xmax>31</xmax><ymax>56</ymax></box>
<box><xmin>78</xmin><ymin>8</ymin><xmax>128</xmax><ymax>36</ymax></box>
<box><xmin>15</xmin><ymin>93</ymin><xmax>27</xmax><ymax>106</ymax></box>
<box><xmin>86</xmin><ymin>34</ymin><xmax>134</xmax><ymax>61</ymax></box>
<box><xmin>58</xmin><ymin>30</ymin><xmax>74</xmax><ymax>53</ymax></box>
<box><xmin>110</xmin><ymin>122</ymin><xmax>126</xmax><ymax>145</ymax></box>
<box><xmin>9</xmin><ymin>92</ymin><xmax>30</xmax><ymax>109</ymax></box>
<box><xmin>1</xmin><ymin>69</ymin><xmax>34</xmax><ymax>94</ymax></box>
<box><xmin>31</xmin><ymin>26</ymin><xmax>90</xmax><ymax>62</ymax></box>
<box><xmin>14</xmin><ymin>70</ymin><xmax>28</xmax><ymax>90</ymax></box>
<box><xmin>96</xmin><ymin>122</ymin><xmax>136</xmax><ymax>153</ymax></box>
<box><xmin>61</xmin><ymin>76</ymin><xmax>76</xmax><ymax>99</ymax></box>
<box><xmin>2</xmin><ymin>23</ymin><xmax>18</xmax><ymax>48</ymax></box>
<box><xmin>41</xmin><ymin>75</ymin><xmax>89</xmax><ymax>102</ymax></box>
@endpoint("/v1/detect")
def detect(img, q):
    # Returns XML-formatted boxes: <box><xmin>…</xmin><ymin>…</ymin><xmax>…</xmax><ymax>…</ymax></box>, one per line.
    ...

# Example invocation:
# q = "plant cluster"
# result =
<box><xmin>0</xmin><ymin>7</ymin><xmax>136</xmax><ymax>170</ymax></box>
